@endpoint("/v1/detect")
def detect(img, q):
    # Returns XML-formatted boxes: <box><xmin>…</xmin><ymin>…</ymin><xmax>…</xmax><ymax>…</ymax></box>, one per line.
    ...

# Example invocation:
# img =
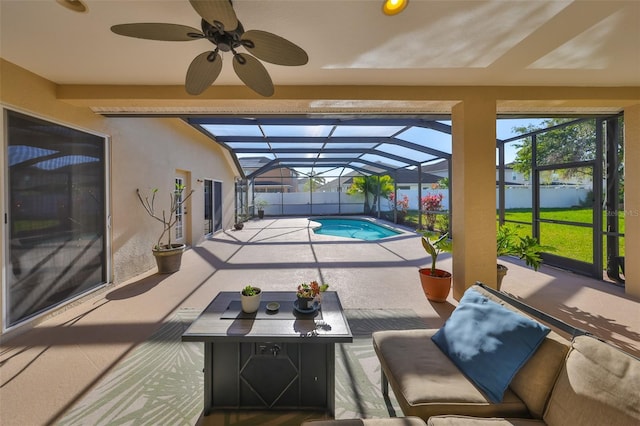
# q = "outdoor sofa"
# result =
<box><xmin>371</xmin><ymin>283</ymin><xmax>640</xmax><ymax>425</ymax></box>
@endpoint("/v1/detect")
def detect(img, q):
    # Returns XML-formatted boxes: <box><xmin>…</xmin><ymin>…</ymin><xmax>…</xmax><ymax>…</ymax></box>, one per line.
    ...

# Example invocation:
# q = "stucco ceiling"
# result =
<box><xmin>2</xmin><ymin>0</ymin><xmax>639</xmax><ymax>90</ymax></box>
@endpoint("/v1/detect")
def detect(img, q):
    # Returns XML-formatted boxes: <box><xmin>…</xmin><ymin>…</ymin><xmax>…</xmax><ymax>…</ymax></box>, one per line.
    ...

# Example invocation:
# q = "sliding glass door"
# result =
<box><xmin>5</xmin><ymin>110</ymin><xmax>107</xmax><ymax>327</ymax></box>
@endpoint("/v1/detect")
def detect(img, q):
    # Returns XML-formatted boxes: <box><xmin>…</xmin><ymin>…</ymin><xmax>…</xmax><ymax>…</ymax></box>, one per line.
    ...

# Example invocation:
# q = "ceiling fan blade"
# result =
<box><xmin>232</xmin><ymin>53</ymin><xmax>274</xmax><ymax>97</ymax></box>
<box><xmin>189</xmin><ymin>0</ymin><xmax>238</xmax><ymax>32</ymax></box>
<box><xmin>241</xmin><ymin>30</ymin><xmax>308</xmax><ymax>66</ymax></box>
<box><xmin>186</xmin><ymin>51</ymin><xmax>223</xmax><ymax>95</ymax></box>
<box><xmin>111</xmin><ymin>23</ymin><xmax>203</xmax><ymax>41</ymax></box>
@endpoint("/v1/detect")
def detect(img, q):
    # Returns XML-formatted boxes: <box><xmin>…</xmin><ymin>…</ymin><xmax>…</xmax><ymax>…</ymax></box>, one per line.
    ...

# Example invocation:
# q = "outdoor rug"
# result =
<box><xmin>57</xmin><ymin>308</ymin><xmax>428</xmax><ymax>426</ymax></box>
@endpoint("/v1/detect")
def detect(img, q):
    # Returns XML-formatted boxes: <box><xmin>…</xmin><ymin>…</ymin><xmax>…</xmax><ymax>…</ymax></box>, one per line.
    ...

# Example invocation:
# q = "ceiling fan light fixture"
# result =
<box><xmin>382</xmin><ymin>0</ymin><xmax>408</xmax><ymax>16</ymax></box>
<box><xmin>56</xmin><ymin>0</ymin><xmax>88</xmax><ymax>13</ymax></box>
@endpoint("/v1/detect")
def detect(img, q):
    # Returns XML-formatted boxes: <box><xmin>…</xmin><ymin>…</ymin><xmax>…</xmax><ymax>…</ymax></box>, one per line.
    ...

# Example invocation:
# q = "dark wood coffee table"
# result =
<box><xmin>182</xmin><ymin>291</ymin><xmax>352</xmax><ymax>415</ymax></box>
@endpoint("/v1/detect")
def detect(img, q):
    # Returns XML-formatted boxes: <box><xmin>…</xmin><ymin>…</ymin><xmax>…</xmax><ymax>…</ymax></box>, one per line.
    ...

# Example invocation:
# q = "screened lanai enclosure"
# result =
<box><xmin>188</xmin><ymin>114</ymin><xmax>625</xmax><ymax>285</ymax></box>
<box><xmin>190</xmin><ymin>117</ymin><xmax>453</xmax><ymax>226</ymax></box>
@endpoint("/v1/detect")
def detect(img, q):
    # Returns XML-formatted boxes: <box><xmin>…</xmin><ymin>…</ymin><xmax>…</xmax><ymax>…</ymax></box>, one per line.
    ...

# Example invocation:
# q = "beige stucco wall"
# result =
<box><xmin>0</xmin><ymin>60</ymin><xmax>239</xmax><ymax>333</ymax></box>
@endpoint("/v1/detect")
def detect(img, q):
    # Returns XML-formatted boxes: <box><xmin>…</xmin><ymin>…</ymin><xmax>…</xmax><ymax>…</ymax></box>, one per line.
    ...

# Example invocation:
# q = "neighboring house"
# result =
<box><xmin>422</xmin><ymin>159</ymin><xmax>588</xmax><ymax>187</ymax></box>
<box><xmin>317</xmin><ymin>169</ymin><xmax>442</xmax><ymax>192</ymax></box>
<box><xmin>421</xmin><ymin>159</ymin><xmax>449</xmax><ymax>179</ymax></box>
<box><xmin>239</xmin><ymin>157</ymin><xmax>299</xmax><ymax>193</ymax></box>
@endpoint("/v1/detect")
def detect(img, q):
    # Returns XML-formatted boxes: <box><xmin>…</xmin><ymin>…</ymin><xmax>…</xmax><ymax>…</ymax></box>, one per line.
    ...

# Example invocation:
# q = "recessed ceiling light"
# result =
<box><xmin>56</xmin><ymin>0</ymin><xmax>88</xmax><ymax>13</ymax></box>
<box><xmin>382</xmin><ymin>0</ymin><xmax>409</xmax><ymax>16</ymax></box>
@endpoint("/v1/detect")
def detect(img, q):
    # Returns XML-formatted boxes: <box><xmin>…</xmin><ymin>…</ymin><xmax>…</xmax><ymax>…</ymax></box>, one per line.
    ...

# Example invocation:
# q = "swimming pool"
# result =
<box><xmin>311</xmin><ymin>218</ymin><xmax>401</xmax><ymax>241</ymax></box>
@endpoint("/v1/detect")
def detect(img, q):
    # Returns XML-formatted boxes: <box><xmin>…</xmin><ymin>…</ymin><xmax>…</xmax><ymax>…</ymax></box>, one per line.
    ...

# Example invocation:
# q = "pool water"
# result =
<box><xmin>312</xmin><ymin>218</ymin><xmax>401</xmax><ymax>241</ymax></box>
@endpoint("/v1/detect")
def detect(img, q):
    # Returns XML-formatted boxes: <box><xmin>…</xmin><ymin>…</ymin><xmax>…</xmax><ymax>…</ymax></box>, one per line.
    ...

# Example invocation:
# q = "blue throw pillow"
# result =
<box><xmin>431</xmin><ymin>288</ymin><xmax>550</xmax><ymax>403</ymax></box>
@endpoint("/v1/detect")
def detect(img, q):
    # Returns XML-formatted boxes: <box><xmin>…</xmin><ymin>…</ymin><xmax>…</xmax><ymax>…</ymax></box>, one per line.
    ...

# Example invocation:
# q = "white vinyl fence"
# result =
<box><xmin>253</xmin><ymin>186</ymin><xmax>591</xmax><ymax>216</ymax></box>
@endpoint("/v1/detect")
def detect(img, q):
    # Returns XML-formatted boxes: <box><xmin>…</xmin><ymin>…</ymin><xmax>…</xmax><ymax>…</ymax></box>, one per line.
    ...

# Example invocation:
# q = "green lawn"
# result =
<box><xmin>501</xmin><ymin>208</ymin><xmax>625</xmax><ymax>266</ymax></box>
<box><xmin>403</xmin><ymin>208</ymin><xmax>625</xmax><ymax>267</ymax></box>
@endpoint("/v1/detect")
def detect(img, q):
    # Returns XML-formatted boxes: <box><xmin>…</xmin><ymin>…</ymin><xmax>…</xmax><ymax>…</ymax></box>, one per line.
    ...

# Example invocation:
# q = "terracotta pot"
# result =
<box><xmin>152</xmin><ymin>244</ymin><xmax>186</xmax><ymax>274</ymax></box>
<box><xmin>418</xmin><ymin>268</ymin><xmax>452</xmax><ymax>302</ymax></box>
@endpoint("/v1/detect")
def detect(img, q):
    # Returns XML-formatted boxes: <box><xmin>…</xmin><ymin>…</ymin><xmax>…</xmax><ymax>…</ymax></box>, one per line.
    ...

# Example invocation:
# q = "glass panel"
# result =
<box><xmin>539</xmin><ymin>166</ymin><xmax>593</xmax><ymax>224</ymax></box>
<box><xmin>376</xmin><ymin>144</ymin><xmax>436</xmax><ymax>163</ymax></box>
<box><xmin>317</xmin><ymin>153</ymin><xmax>360</xmax><ymax>159</ymax></box>
<box><xmin>502</xmin><ymin>209</ymin><xmax>533</xmax><ymax>225</ymax></box>
<box><xmin>324</xmin><ymin>141</ymin><xmax>378</xmax><ymax>149</ymax></box>
<box><xmin>360</xmin><ymin>154</ymin><xmax>408</xmax><ymax>168</ymax></box>
<box><xmin>395</xmin><ymin>127</ymin><xmax>452</xmax><ymax>154</ymax></box>
<box><xmin>540</xmin><ymin>222</ymin><xmax>592</xmax><ymax>263</ymax></box>
<box><xmin>261</xmin><ymin>125</ymin><xmax>332</xmax><ymax>137</ymax></box>
<box><xmin>332</xmin><ymin>125</ymin><xmax>404</xmax><ymax>137</ymax></box>
<box><xmin>536</xmin><ymin>119</ymin><xmax>597</xmax><ymax>166</ymax></box>
<box><xmin>226</xmin><ymin>142</ymin><xmax>270</xmax><ymax>149</ymax></box>
<box><xmin>214</xmin><ymin>181</ymin><xmax>222</xmax><ymax>232</ymax></box>
<box><xmin>201</xmin><ymin>124</ymin><xmax>262</xmax><ymax>136</ymax></box>
<box><xmin>270</xmin><ymin>142</ymin><xmax>324</xmax><ymax>150</ymax></box>
<box><xmin>204</xmin><ymin>180</ymin><xmax>213</xmax><ymax>234</ymax></box>
<box><xmin>174</xmin><ymin>177</ymin><xmax>184</xmax><ymax>240</ymax></box>
<box><xmin>275</xmin><ymin>153</ymin><xmax>316</xmax><ymax>159</ymax></box>
<box><xmin>7</xmin><ymin>110</ymin><xmax>106</xmax><ymax>326</ymax></box>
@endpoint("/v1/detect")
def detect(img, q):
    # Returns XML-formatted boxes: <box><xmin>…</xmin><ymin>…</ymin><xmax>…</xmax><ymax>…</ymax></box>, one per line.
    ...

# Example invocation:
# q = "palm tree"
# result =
<box><xmin>347</xmin><ymin>175</ymin><xmax>394</xmax><ymax>215</ymax></box>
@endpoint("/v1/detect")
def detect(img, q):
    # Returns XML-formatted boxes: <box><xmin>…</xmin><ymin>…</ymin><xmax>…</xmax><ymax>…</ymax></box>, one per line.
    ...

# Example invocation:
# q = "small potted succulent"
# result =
<box><xmin>296</xmin><ymin>281</ymin><xmax>329</xmax><ymax>310</ymax></box>
<box><xmin>240</xmin><ymin>285</ymin><xmax>262</xmax><ymax>313</ymax></box>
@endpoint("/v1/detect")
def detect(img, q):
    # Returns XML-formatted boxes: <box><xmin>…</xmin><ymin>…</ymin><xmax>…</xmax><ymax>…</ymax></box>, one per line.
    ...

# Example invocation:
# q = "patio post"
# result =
<box><xmin>451</xmin><ymin>97</ymin><xmax>497</xmax><ymax>300</ymax></box>
<box><xmin>623</xmin><ymin>104</ymin><xmax>640</xmax><ymax>297</ymax></box>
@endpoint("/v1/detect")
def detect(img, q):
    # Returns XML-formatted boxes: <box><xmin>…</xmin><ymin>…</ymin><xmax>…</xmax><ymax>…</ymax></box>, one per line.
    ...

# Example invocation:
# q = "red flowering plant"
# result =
<box><xmin>421</xmin><ymin>193</ymin><xmax>444</xmax><ymax>230</ymax></box>
<box><xmin>296</xmin><ymin>281</ymin><xmax>329</xmax><ymax>299</ymax></box>
<box><xmin>388</xmin><ymin>192</ymin><xmax>410</xmax><ymax>213</ymax></box>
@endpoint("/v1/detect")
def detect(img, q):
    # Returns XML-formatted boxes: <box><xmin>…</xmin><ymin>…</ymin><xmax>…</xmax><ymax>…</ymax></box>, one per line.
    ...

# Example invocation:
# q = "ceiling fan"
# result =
<box><xmin>111</xmin><ymin>0</ymin><xmax>308</xmax><ymax>97</ymax></box>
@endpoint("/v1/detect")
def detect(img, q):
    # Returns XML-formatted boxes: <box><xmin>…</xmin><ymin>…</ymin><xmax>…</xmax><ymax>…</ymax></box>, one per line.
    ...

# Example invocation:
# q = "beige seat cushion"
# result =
<box><xmin>373</xmin><ymin>329</ymin><xmax>530</xmax><ymax>420</ymax></box>
<box><xmin>302</xmin><ymin>418</ymin><xmax>427</xmax><ymax>426</ymax></box>
<box><xmin>427</xmin><ymin>415</ymin><xmax>545</xmax><ymax>425</ymax></box>
<box><xmin>543</xmin><ymin>335</ymin><xmax>640</xmax><ymax>426</ymax></box>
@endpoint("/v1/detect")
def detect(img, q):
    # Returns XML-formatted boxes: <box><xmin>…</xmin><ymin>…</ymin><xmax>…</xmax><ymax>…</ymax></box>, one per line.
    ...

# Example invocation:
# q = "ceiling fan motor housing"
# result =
<box><xmin>201</xmin><ymin>19</ymin><xmax>244</xmax><ymax>52</ymax></box>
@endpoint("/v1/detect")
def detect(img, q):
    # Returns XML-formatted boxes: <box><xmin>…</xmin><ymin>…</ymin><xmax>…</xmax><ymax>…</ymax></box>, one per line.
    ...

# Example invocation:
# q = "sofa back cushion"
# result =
<box><xmin>472</xmin><ymin>285</ymin><xmax>571</xmax><ymax>418</ymax></box>
<box><xmin>544</xmin><ymin>335</ymin><xmax>640</xmax><ymax>426</ymax></box>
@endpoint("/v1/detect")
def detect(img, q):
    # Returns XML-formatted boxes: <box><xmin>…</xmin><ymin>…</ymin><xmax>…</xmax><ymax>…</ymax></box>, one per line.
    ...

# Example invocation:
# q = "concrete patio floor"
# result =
<box><xmin>1</xmin><ymin>217</ymin><xmax>638</xmax><ymax>426</ymax></box>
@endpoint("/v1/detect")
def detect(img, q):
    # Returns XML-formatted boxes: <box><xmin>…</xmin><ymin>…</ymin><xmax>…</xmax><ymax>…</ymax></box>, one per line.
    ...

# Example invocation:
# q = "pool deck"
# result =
<box><xmin>1</xmin><ymin>217</ymin><xmax>639</xmax><ymax>426</ymax></box>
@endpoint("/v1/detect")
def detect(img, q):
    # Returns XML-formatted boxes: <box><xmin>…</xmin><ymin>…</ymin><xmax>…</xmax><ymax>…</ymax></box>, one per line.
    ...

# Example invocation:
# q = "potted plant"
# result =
<box><xmin>419</xmin><ymin>232</ymin><xmax>453</xmax><ymax>302</ymax></box>
<box><xmin>255</xmin><ymin>197</ymin><xmax>268</xmax><ymax>219</ymax></box>
<box><xmin>496</xmin><ymin>224</ymin><xmax>555</xmax><ymax>290</ymax></box>
<box><xmin>241</xmin><ymin>285</ymin><xmax>262</xmax><ymax>313</ymax></box>
<box><xmin>136</xmin><ymin>183</ymin><xmax>195</xmax><ymax>274</ymax></box>
<box><xmin>296</xmin><ymin>281</ymin><xmax>329</xmax><ymax>310</ymax></box>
